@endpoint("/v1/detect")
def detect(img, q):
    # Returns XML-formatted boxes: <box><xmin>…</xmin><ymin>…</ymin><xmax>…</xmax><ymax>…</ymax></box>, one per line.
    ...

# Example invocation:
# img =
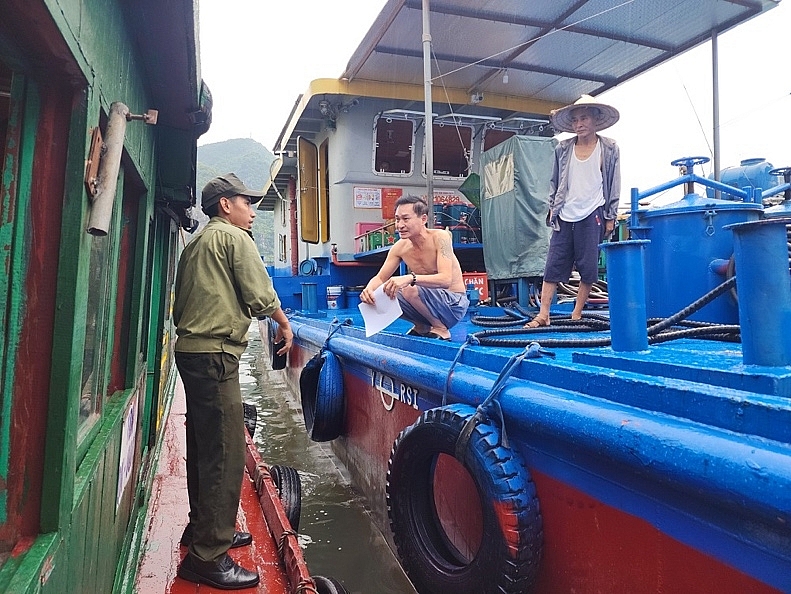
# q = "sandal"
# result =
<box><xmin>424</xmin><ymin>331</ymin><xmax>451</xmax><ymax>341</ymax></box>
<box><xmin>524</xmin><ymin>317</ymin><xmax>550</xmax><ymax>329</ymax></box>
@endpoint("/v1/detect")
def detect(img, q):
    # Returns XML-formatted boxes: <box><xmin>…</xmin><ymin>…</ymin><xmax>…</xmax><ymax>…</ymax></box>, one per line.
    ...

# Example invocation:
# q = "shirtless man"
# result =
<box><xmin>360</xmin><ymin>195</ymin><xmax>469</xmax><ymax>340</ymax></box>
<box><xmin>525</xmin><ymin>95</ymin><xmax>621</xmax><ymax>328</ymax></box>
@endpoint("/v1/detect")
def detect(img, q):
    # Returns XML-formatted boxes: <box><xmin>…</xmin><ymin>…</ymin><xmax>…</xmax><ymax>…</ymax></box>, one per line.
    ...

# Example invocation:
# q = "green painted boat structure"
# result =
<box><xmin>0</xmin><ymin>0</ymin><xmax>206</xmax><ymax>591</ymax></box>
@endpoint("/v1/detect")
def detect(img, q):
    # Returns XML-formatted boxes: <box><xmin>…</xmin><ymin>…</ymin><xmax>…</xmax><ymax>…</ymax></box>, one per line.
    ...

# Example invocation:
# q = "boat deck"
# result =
<box><xmin>289</xmin><ymin>301</ymin><xmax>791</xmax><ymax>441</ymax></box>
<box><xmin>135</xmin><ymin>379</ymin><xmax>304</xmax><ymax>593</ymax></box>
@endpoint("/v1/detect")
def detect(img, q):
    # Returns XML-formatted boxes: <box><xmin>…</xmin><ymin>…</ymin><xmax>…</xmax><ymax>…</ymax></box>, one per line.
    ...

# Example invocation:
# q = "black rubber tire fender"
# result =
<box><xmin>386</xmin><ymin>403</ymin><xmax>543</xmax><ymax>594</ymax></box>
<box><xmin>300</xmin><ymin>350</ymin><xmax>344</xmax><ymax>442</ymax></box>
<box><xmin>311</xmin><ymin>575</ymin><xmax>349</xmax><ymax>594</ymax></box>
<box><xmin>270</xmin><ymin>464</ymin><xmax>302</xmax><ymax>532</ymax></box>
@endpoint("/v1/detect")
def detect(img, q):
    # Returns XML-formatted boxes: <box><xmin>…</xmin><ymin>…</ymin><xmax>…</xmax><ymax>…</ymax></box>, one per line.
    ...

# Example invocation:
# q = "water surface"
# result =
<box><xmin>240</xmin><ymin>323</ymin><xmax>416</xmax><ymax>593</ymax></box>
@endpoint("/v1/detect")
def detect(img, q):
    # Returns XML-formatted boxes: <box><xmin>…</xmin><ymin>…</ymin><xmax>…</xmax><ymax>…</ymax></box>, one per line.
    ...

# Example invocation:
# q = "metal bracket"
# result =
<box><xmin>126</xmin><ymin>109</ymin><xmax>158</xmax><ymax>125</ymax></box>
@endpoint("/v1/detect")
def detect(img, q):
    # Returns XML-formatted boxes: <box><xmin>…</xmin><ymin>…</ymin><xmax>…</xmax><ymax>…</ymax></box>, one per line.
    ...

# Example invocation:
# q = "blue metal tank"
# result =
<box><xmin>763</xmin><ymin>166</ymin><xmax>791</xmax><ymax>218</ymax></box>
<box><xmin>634</xmin><ymin>194</ymin><xmax>762</xmax><ymax>323</ymax></box>
<box><xmin>706</xmin><ymin>158</ymin><xmax>779</xmax><ymax>199</ymax></box>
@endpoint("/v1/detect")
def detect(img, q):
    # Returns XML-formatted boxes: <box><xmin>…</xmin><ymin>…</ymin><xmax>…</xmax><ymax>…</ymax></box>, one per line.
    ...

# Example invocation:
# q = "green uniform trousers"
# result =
<box><xmin>175</xmin><ymin>351</ymin><xmax>245</xmax><ymax>562</ymax></box>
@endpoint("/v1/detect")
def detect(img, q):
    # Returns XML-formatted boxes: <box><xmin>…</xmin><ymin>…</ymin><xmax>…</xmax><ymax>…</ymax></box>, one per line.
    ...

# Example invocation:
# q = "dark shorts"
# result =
<box><xmin>543</xmin><ymin>207</ymin><xmax>603</xmax><ymax>284</ymax></box>
<box><xmin>397</xmin><ymin>287</ymin><xmax>469</xmax><ymax>329</ymax></box>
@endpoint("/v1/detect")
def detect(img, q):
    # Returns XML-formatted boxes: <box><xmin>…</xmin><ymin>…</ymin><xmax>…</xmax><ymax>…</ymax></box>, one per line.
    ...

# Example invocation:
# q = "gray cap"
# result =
<box><xmin>201</xmin><ymin>173</ymin><xmax>265</xmax><ymax>209</ymax></box>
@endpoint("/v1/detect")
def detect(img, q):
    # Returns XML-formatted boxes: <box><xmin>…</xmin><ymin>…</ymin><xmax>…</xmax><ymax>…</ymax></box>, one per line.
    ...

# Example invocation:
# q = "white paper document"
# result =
<box><xmin>358</xmin><ymin>285</ymin><xmax>403</xmax><ymax>337</ymax></box>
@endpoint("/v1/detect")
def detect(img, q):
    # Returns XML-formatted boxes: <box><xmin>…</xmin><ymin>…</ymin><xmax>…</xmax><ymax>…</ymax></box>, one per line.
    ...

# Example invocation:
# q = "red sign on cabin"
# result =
<box><xmin>462</xmin><ymin>272</ymin><xmax>488</xmax><ymax>301</ymax></box>
<box><xmin>381</xmin><ymin>188</ymin><xmax>403</xmax><ymax>219</ymax></box>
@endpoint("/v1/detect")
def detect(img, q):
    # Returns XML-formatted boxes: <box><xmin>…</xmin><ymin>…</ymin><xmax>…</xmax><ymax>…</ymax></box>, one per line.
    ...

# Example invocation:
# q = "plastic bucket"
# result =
<box><xmin>326</xmin><ymin>285</ymin><xmax>345</xmax><ymax>309</ymax></box>
<box><xmin>346</xmin><ymin>289</ymin><xmax>362</xmax><ymax>308</ymax></box>
<box><xmin>301</xmin><ymin>282</ymin><xmax>318</xmax><ymax>313</ymax></box>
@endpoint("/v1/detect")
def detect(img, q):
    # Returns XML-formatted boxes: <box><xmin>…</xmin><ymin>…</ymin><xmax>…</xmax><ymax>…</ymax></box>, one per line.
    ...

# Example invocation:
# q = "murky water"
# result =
<box><xmin>239</xmin><ymin>323</ymin><xmax>416</xmax><ymax>594</ymax></box>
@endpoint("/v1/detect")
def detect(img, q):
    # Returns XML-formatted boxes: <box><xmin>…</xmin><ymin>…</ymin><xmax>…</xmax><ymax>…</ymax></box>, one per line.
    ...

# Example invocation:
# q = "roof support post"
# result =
<box><xmin>711</xmin><ymin>29</ymin><xmax>721</xmax><ymax>199</ymax></box>
<box><xmin>422</xmin><ymin>0</ymin><xmax>434</xmax><ymax>224</ymax></box>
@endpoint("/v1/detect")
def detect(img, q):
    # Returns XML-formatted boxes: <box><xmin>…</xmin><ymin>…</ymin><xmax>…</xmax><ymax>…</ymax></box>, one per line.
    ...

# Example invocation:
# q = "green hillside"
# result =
<box><xmin>196</xmin><ymin>138</ymin><xmax>275</xmax><ymax>262</ymax></box>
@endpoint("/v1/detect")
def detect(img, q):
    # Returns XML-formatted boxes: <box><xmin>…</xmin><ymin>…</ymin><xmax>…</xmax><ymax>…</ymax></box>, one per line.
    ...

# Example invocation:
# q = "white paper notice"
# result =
<box><xmin>358</xmin><ymin>285</ymin><xmax>403</xmax><ymax>337</ymax></box>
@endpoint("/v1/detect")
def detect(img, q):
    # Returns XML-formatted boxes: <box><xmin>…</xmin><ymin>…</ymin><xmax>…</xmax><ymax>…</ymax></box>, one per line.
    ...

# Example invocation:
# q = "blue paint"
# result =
<box><xmin>726</xmin><ymin>218</ymin><xmax>791</xmax><ymax>366</ymax></box>
<box><xmin>634</xmin><ymin>190</ymin><xmax>762</xmax><ymax>323</ymax></box>
<box><xmin>285</xmin><ymin>316</ymin><xmax>791</xmax><ymax>587</ymax></box>
<box><xmin>600</xmin><ymin>240</ymin><xmax>649</xmax><ymax>351</ymax></box>
<box><xmin>707</xmin><ymin>158</ymin><xmax>779</xmax><ymax>200</ymax></box>
<box><xmin>300</xmin><ymin>282</ymin><xmax>318</xmax><ymax>313</ymax></box>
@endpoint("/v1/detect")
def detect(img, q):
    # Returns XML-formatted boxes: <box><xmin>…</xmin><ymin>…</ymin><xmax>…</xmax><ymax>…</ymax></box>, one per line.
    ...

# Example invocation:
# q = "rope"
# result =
<box><xmin>468</xmin><ymin>276</ymin><xmax>741</xmax><ymax>348</ymax></box>
<box><xmin>455</xmin><ymin>346</ymin><xmax>534</xmax><ymax>456</ymax></box>
<box><xmin>296</xmin><ymin>578</ymin><xmax>319</xmax><ymax>593</ymax></box>
<box><xmin>277</xmin><ymin>528</ymin><xmax>299</xmax><ymax>558</ymax></box>
<box><xmin>443</xmin><ymin>336</ymin><xmax>478</xmax><ymax>406</ymax></box>
<box><xmin>322</xmin><ymin>317</ymin><xmax>352</xmax><ymax>350</ymax></box>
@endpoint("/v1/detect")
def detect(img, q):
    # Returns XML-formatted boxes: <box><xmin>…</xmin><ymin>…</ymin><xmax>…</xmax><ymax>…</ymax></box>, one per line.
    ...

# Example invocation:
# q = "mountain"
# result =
<box><xmin>195</xmin><ymin>138</ymin><xmax>275</xmax><ymax>262</ymax></box>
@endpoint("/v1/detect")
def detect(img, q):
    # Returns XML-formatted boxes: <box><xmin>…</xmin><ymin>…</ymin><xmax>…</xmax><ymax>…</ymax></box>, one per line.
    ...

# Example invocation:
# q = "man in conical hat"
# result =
<box><xmin>525</xmin><ymin>95</ymin><xmax>621</xmax><ymax>328</ymax></box>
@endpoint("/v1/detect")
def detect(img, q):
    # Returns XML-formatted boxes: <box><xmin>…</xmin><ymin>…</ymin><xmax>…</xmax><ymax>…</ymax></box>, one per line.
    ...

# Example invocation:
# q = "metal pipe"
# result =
<box><xmin>330</xmin><ymin>244</ymin><xmax>376</xmax><ymax>267</ymax></box>
<box><xmin>725</xmin><ymin>218</ymin><xmax>791</xmax><ymax>366</ymax></box>
<box><xmin>630</xmin><ymin>187</ymin><xmax>640</xmax><ymax>229</ymax></box>
<box><xmin>711</xmin><ymin>30</ymin><xmax>721</xmax><ymax>199</ymax></box>
<box><xmin>87</xmin><ymin>102</ymin><xmax>128</xmax><ymax>236</ymax></box>
<box><xmin>636</xmin><ymin>173</ymin><xmax>750</xmax><ymax>203</ymax></box>
<box><xmin>600</xmin><ymin>240</ymin><xmax>649</xmax><ymax>351</ymax></box>
<box><xmin>422</xmin><ymin>0</ymin><xmax>434</xmax><ymax>224</ymax></box>
<box><xmin>289</xmin><ymin>178</ymin><xmax>299</xmax><ymax>276</ymax></box>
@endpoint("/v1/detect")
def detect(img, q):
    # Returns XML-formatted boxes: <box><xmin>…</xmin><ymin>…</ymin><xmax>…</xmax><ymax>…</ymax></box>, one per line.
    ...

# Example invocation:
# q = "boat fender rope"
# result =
<box><xmin>526</xmin><ymin>341</ymin><xmax>555</xmax><ymax>359</ymax></box>
<box><xmin>454</xmin><ymin>408</ymin><xmax>486</xmax><ymax>460</ymax></box>
<box><xmin>296</xmin><ymin>578</ymin><xmax>319</xmax><ymax>593</ymax></box>
<box><xmin>277</xmin><ymin>528</ymin><xmax>299</xmax><ymax>557</ymax></box>
<box><xmin>472</xmin><ymin>345</ymin><xmax>533</xmax><ymax>448</ymax></box>
<box><xmin>441</xmin><ymin>336</ymin><xmax>478</xmax><ymax>406</ymax></box>
<box><xmin>322</xmin><ymin>317</ymin><xmax>352</xmax><ymax>350</ymax></box>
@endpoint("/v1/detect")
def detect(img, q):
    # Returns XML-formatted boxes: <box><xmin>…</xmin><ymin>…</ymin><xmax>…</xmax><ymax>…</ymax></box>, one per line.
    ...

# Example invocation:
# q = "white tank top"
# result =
<box><xmin>561</xmin><ymin>139</ymin><xmax>604</xmax><ymax>222</ymax></box>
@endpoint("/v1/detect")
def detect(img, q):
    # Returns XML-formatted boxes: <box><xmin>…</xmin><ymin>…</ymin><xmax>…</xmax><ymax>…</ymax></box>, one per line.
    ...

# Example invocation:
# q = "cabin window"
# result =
<box><xmin>425</xmin><ymin>122</ymin><xmax>473</xmax><ymax>179</ymax></box>
<box><xmin>80</xmin><ymin>232</ymin><xmax>112</xmax><ymax>436</ymax></box>
<box><xmin>373</xmin><ymin>117</ymin><xmax>414</xmax><ymax>175</ymax></box>
<box><xmin>298</xmin><ymin>136</ymin><xmax>319</xmax><ymax>244</ymax></box>
<box><xmin>483</xmin><ymin>129</ymin><xmax>515</xmax><ymax>152</ymax></box>
<box><xmin>278</xmin><ymin>233</ymin><xmax>286</xmax><ymax>262</ymax></box>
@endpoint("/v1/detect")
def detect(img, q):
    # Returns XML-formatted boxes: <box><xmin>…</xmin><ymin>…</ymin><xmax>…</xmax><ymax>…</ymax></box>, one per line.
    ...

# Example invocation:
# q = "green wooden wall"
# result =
<box><xmin>0</xmin><ymin>0</ymin><xmax>198</xmax><ymax>591</ymax></box>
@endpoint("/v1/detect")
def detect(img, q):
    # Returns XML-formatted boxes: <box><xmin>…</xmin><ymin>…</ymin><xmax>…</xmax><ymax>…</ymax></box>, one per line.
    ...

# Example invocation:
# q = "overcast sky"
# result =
<box><xmin>198</xmin><ymin>0</ymin><xmax>788</xmax><ymax>200</ymax></box>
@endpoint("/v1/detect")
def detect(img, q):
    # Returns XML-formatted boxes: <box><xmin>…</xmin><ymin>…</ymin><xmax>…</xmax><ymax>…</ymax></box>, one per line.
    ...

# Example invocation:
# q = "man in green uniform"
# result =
<box><xmin>174</xmin><ymin>173</ymin><xmax>293</xmax><ymax>589</ymax></box>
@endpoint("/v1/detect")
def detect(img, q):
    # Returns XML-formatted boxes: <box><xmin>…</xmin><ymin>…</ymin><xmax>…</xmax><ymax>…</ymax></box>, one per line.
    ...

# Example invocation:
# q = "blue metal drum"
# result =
<box><xmin>634</xmin><ymin>194</ymin><xmax>762</xmax><ymax>323</ymax></box>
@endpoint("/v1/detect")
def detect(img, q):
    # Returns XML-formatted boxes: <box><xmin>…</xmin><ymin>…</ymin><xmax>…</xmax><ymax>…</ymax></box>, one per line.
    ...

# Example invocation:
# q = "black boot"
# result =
<box><xmin>178</xmin><ymin>552</ymin><xmax>260</xmax><ymax>590</ymax></box>
<box><xmin>180</xmin><ymin>523</ymin><xmax>253</xmax><ymax>548</ymax></box>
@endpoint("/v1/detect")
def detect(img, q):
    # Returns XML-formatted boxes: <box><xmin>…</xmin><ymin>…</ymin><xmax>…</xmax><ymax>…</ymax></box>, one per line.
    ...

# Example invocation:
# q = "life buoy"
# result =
<box><xmin>299</xmin><ymin>350</ymin><xmax>344</xmax><ymax>442</ymax></box>
<box><xmin>386</xmin><ymin>403</ymin><xmax>543</xmax><ymax>594</ymax></box>
<box><xmin>270</xmin><ymin>464</ymin><xmax>301</xmax><ymax>531</ymax></box>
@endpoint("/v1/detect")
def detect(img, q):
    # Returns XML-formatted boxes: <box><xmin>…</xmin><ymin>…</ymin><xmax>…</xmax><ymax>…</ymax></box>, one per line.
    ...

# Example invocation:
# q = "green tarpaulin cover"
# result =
<box><xmin>480</xmin><ymin>135</ymin><xmax>556</xmax><ymax>280</ymax></box>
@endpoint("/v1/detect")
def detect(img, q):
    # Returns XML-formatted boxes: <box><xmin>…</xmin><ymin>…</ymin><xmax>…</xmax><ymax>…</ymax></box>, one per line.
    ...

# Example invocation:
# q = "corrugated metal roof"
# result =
<box><xmin>265</xmin><ymin>0</ymin><xmax>780</xmax><ymax>206</ymax></box>
<box><xmin>343</xmin><ymin>0</ymin><xmax>777</xmax><ymax>104</ymax></box>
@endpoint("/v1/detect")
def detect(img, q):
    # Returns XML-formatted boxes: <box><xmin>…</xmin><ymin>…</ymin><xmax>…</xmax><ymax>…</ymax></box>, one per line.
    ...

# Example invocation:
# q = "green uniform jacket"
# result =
<box><xmin>174</xmin><ymin>217</ymin><xmax>281</xmax><ymax>358</ymax></box>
